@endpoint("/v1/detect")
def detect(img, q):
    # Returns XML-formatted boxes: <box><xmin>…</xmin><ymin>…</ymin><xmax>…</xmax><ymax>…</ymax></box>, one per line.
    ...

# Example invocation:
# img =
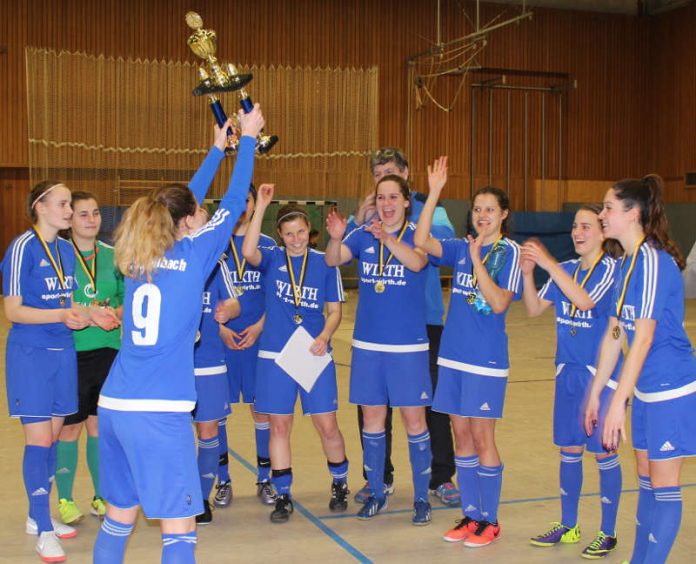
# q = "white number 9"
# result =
<box><xmin>131</xmin><ymin>283</ymin><xmax>161</xmax><ymax>346</ymax></box>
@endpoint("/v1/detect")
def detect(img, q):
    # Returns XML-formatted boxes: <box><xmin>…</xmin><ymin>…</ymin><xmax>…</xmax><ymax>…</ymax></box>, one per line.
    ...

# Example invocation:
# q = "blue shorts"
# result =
<box><xmin>225</xmin><ymin>344</ymin><xmax>258</xmax><ymax>404</ymax></box>
<box><xmin>432</xmin><ymin>365</ymin><xmax>506</xmax><ymax>419</ymax></box>
<box><xmin>632</xmin><ymin>387</ymin><xmax>696</xmax><ymax>461</ymax></box>
<box><xmin>349</xmin><ymin>347</ymin><xmax>431</xmax><ymax>407</ymax></box>
<box><xmin>553</xmin><ymin>364</ymin><xmax>616</xmax><ymax>454</ymax></box>
<box><xmin>99</xmin><ymin>408</ymin><xmax>203</xmax><ymax>519</ymax></box>
<box><xmin>193</xmin><ymin>366</ymin><xmax>231</xmax><ymax>423</ymax></box>
<box><xmin>254</xmin><ymin>356</ymin><xmax>338</xmax><ymax>416</ymax></box>
<box><xmin>6</xmin><ymin>341</ymin><xmax>77</xmax><ymax>418</ymax></box>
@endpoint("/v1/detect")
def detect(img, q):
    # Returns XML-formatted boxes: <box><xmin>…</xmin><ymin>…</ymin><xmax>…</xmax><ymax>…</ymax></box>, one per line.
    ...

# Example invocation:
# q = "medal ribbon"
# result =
<box><xmin>71</xmin><ymin>239</ymin><xmax>98</xmax><ymax>293</ymax></box>
<box><xmin>471</xmin><ymin>234</ymin><xmax>504</xmax><ymax>290</ymax></box>
<box><xmin>229</xmin><ymin>237</ymin><xmax>247</xmax><ymax>281</ymax></box>
<box><xmin>614</xmin><ymin>237</ymin><xmax>646</xmax><ymax>324</ymax></box>
<box><xmin>285</xmin><ymin>249</ymin><xmax>308</xmax><ymax>310</ymax></box>
<box><xmin>33</xmin><ymin>227</ymin><xmax>66</xmax><ymax>291</ymax></box>
<box><xmin>569</xmin><ymin>251</ymin><xmax>605</xmax><ymax>320</ymax></box>
<box><xmin>378</xmin><ymin>221</ymin><xmax>409</xmax><ymax>278</ymax></box>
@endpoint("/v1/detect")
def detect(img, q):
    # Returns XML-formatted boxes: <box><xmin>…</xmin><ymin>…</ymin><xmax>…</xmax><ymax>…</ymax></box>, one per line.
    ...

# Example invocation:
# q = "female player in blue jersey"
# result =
<box><xmin>521</xmin><ymin>205</ymin><xmax>624</xmax><ymax>559</ymax></box>
<box><xmin>190</xmin><ymin>206</ymin><xmax>242</xmax><ymax>526</ymax></box>
<box><xmin>584</xmin><ymin>175</ymin><xmax>696</xmax><ymax>564</ymax></box>
<box><xmin>215</xmin><ymin>185</ymin><xmax>276</xmax><ymax>508</ymax></box>
<box><xmin>92</xmin><ymin>105</ymin><xmax>264</xmax><ymax>564</ymax></box>
<box><xmin>326</xmin><ymin>174</ymin><xmax>433</xmax><ymax>526</ymax></box>
<box><xmin>2</xmin><ymin>181</ymin><xmax>119</xmax><ymax>562</ymax></box>
<box><xmin>242</xmin><ymin>183</ymin><xmax>349</xmax><ymax>523</ymax></box>
<box><xmin>414</xmin><ymin>157</ymin><xmax>521</xmax><ymax>547</ymax></box>
<box><xmin>54</xmin><ymin>190</ymin><xmax>124</xmax><ymax>526</ymax></box>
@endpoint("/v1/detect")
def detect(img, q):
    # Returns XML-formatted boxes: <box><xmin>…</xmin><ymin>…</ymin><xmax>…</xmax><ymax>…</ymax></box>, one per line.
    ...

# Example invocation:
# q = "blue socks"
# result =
<box><xmin>197</xmin><ymin>436</ymin><xmax>219</xmax><ymax>500</ymax></box>
<box><xmin>559</xmin><ymin>451</ymin><xmax>583</xmax><ymax>528</ymax></box>
<box><xmin>93</xmin><ymin>516</ymin><xmax>134</xmax><ymax>563</ymax></box>
<box><xmin>362</xmin><ymin>431</ymin><xmax>386</xmax><ymax>501</ymax></box>
<box><xmin>255</xmin><ymin>420</ymin><xmax>271</xmax><ymax>483</ymax></box>
<box><xmin>48</xmin><ymin>441</ymin><xmax>57</xmax><ymax>494</ymax></box>
<box><xmin>407</xmin><ymin>431</ymin><xmax>432</xmax><ymax>502</ymax></box>
<box><xmin>327</xmin><ymin>458</ymin><xmax>349</xmax><ymax>484</ymax></box>
<box><xmin>597</xmin><ymin>454</ymin><xmax>622</xmax><ymax>535</ymax></box>
<box><xmin>24</xmin><ymin>445</ymin><xmax>52</xmax><ymax>534</ymax></box>
<box><xmin>644</xmin><ymin>486</ymin><xmax>682</xmax><ymax>564</ymax></box>
<box><xmin>478</xmin><ymin>463</ymin><xmax>504</xmax><ymax>524</ymax></box>
<box><xmin>271</xmin><ymin>468</ymin><xmax>293</xmax><ymax>498</ymax></box>
<box><xmin>217</xmin><ymin>419</ymin><xmax>230</xmax><ymax>484</ymax></box>
<box><xmin>455</xmin><ymin>455</ymin><xmax>483</xmax><ymax>521</ymax></box>
<box><xmin>161</xmin><ymin>531</ymin><xmax>197</xmax><ymax>564</ymax></box>
<box><xmin>631</xmin><ymin>475</ymin><xmax>655</xmax><ymax>563</ymax></box>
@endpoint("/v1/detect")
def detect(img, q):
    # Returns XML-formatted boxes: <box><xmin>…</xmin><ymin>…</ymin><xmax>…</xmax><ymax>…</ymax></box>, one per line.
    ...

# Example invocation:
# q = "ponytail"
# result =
<box><xmin>114</xmin><ymin>184</ymin><xmax>196</xmax><ymax>280</ymax></box>
<box><xmin>612</xmin><ymin>174</ymin><xmax>685</xmax><ymax>270</ymax></box>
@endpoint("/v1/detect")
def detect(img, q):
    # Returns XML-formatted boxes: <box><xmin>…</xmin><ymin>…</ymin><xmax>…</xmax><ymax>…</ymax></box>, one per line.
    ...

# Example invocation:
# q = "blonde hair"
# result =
<box><xmin>114</xmin><ymin>184</ymin><xmax>196</xmax><ymax>280</ymax></box>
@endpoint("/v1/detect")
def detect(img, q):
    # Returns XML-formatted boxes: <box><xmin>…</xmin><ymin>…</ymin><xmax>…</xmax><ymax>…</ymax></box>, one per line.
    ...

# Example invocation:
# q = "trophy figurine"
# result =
<box><xmin>186</xmin><ymin>12</ymin><xmax>278</xmax><ymax>154</ymax></box>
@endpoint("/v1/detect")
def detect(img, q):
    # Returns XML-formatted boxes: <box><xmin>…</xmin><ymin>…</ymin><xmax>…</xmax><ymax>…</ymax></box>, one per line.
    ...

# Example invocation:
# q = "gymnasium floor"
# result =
<box><xmin>1</xmin><ymin>294</ymin><xmax>695</xmax><ymax>563</ymax></box>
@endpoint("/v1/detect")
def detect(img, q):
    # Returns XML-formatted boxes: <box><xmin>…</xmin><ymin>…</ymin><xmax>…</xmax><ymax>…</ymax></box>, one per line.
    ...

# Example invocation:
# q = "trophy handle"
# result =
<box><xmin>209</xmin><ymin>98</ymin><xmax>239</xmax><ymax>153</ymax></box>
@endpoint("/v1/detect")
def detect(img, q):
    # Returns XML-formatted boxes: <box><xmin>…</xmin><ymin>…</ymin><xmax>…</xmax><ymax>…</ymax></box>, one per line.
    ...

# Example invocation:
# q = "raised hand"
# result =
<box><xmin>521</xmin><ymin>239</ymin><xmax>555</xmax><ymax>271</ymax></box>
<box><xmin>257</xmin><ymin>183</ymin><xmax>275</xmax><ymax>208</ymax></box>
<box><xmin>239</xmin><ymin>103</ymin><xmax>265</xmax><ymax>139</ymax></box>
<box><xmin>326</xmin><ymin>209</ymin><xmax>348</xmax><ymax>240</ymax></box>
<box><xmin>354</xmin><ymin>192</ymin><xmax>377</xmax><ymax>226</ymax></box>
<box><xmin>214</xmin><ymin>118</ymin><xmax>237</xmax><ymax>152</ymax></box>
<box><xmin>467</xmin><ymin>233</ymin><xmax>484</xmax><ymax>263</ymax></box>
<box><xmin>427</xmin><ymin>156</ymin><xmax>448</xmax><ymax>195</ymax></box>
<box><xmin>365</xmin><ymin>218</ymin><xmax>390</xmax><ymax>243</ymax></box>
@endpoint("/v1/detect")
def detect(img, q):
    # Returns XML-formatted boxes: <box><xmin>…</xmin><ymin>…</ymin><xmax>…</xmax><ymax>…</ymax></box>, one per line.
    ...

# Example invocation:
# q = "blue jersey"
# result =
<box><xmin>193</xmin><ymin>264</ymin><xmax>228</xmax><ymax>370</ymax></box>
<box><xmin>257</xmin><ymin>246</ymin><xmax>343</xmax><ymax>354</ymax></box>
<box><xmin>616</xmin><ymin>244</ymin><xmax>696</xmax><ymax>395</ymax></box>
<box><xmin>538</xmin><ymin>256</ymin><xmax>617</xmax><ymax>370</ymax></box>
<box><xmin>221</xmin><ymin>233</ymin><xmax>275</xmax><ymax>332</ymax></box>
<box><xmin>2</xmin><ymin>232</ymin><xmax>77</xmax><ymax>348</ymax></box>
<box><xmin>99</xmin><ymin>137</ymin><xmax>255</xmax><ymax>412</ymax></box>
<box><xmin>435</xmin><ymin>237</ymin><xmax>521</xmax><ymax>375</ymax></box>
<box><xmin>343</xmin><ymin>222</ymin><xmax>428</xmax><ymax>349</ymax></box>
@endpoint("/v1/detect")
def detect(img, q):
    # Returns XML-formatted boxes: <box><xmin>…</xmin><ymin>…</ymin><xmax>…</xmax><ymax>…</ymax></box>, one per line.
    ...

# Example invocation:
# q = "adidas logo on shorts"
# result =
<box><xmin>659</xmin><ymin>441</ymin><xmax>675</xmax><ymax>452</ymax></box>
<box><xmin>479</xmin><ymin>402</ymin><xmax>491</xmax><ymax>411</ymax></box>
<box><xmin>420</xmin><ymin>392</ymin><xmax>429</xmax><ymax>400</ymax></box>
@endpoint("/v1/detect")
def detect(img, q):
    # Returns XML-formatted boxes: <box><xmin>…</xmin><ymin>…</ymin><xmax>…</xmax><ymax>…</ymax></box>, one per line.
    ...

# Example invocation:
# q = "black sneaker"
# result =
<box><xmin>329</xmin><ymin>481</ymin><xmax>349</xmax><ymax>512</ymax></box>
<box><xmin>270</xmin><ymin>494</ymin><xmax>294</xmax><ymax>523</ymax></box>
<box><xmin>195</xmin><ymin>500</ymin><xmax>213</xmax><ymax>526</ymax></box>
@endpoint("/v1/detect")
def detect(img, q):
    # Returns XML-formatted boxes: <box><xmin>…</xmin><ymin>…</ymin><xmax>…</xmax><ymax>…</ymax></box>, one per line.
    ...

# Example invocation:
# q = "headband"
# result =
<box><xmin>31</xmin><ymin>183</ymin><xmax>63</xmax><ymax>209</ymax></box>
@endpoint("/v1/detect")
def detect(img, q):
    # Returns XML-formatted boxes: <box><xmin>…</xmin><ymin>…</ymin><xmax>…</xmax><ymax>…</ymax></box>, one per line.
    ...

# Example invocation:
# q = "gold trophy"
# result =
<box><xmin>186</xmin><ymin>12</ymin><xmax>278</xmax><ymax>154</ymax></box>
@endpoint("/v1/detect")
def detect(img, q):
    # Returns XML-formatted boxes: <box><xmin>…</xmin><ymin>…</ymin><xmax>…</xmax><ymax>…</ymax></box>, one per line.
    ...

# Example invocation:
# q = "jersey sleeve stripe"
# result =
<box><xmin>191</xmin><ymin>208</ymin><xmax>231</xmax><ymax>239</ymax></box>
<box><xmin>218</xmin><ymin>259</ymin><xmax>237</xmax><ymax>298</ymax></box>
<box><xmin>640</xmin><ymin>246</ymin><xmax>658</xmax><ymax>319</ymax></box>
<box><xmin>537</xmin><ymin>276</ymin><xmax>553</xmax><ymax>299</ymax></box>
<box><xmin>335</xmin><ymin>266</ymin><xmax>345</xmax><ymax>302</ymax></box>
<box><xmin>587</xmin><ymin>258</ymin><xmax>615</xmax><ymax>302</ymax></box>
<box><xmin>504</xmin><ymin>239</ymin><xmax>521</xmax><ymax>292</ymax></box>
<box><xmin>9</xmin><ymin>231</ymin><xmax>33</xmax><ymax>296</ymax></box>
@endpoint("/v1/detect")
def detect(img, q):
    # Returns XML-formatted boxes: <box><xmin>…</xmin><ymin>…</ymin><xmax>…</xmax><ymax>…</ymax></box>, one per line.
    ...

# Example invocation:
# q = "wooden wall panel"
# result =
<box><xmin>0</xmin><ymin>0</ymin><xmax>693</xmax><ymax>251</ymax></box>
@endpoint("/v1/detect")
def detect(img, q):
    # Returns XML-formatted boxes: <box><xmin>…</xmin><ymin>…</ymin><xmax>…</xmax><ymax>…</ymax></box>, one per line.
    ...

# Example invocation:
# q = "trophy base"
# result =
<box><xmin>256</xmin><ymin>134</ymin><xmax>279</xmax><ymax>154</ymax></box>
<box><xmin>193</xmin><ymin>73</ymin><xmax>254</xmax><ymax>96</ymax></box>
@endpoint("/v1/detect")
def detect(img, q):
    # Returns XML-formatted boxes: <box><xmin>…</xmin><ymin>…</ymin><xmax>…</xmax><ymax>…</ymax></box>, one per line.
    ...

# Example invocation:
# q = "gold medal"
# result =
<box><xmin>375</xmin><ymin>281</ymin><xmax>385</xmax><ymax>294</ymax></box>
<box><xmin>612</xmin><ymin>325</ymin><xmax>621</xmax><ymax>340</ymax></box>
<box><xmin>570</xmin><ymin>327</ymin><xmax>576</xmax><ymax>337</ymax></box>
<box><xmin>293</xmin><ymin>313</ymin><xmax>303</xmax><ymax>324</ymax></box>
<box><xmin>235</xmin><ymin>287</ymin><xmax>244</xmax><ymax>297</ymax></box>
<box><xmin>59</xmin><ymin>297</ymin><xmax>66</xmax><ymax>306</ymax></box>
<box><xmin>375</xmin><ymin>221</ymin><xmax>408</xmax><ymax>291</ymax></box>
<box><xmin>195</xmin><ymin>330</ymin><xmax>201</xmax><ymax>343</ymax></box>
<box><xmin>467</xmin><ymin>293</ymin><xmax>476</xmax><ymax>304</ymax></box>
<box><xmin>286</xmin><ymin>248</ymin><xmax>308</xmax><ymax>330</ymax></box>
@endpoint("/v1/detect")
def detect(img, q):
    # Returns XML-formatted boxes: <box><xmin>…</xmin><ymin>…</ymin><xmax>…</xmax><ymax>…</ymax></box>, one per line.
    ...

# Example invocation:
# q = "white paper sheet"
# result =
<box><xmin>274</xmin><ymin>326</ymin><xmax>332</xmax><ymax>393</ymax></box>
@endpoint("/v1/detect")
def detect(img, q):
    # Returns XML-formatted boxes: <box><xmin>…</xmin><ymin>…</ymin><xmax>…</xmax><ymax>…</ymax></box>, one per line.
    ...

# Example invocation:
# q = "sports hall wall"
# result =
<box><xmin>1</xmin><ymin>0</ymin><xmax>695</xmax><ymax>255</ymax></box>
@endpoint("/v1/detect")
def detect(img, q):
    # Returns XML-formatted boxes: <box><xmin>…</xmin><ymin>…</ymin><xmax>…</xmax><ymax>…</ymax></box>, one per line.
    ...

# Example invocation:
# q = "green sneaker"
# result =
<box><xmin>90</xmin><ymin>496</ymin><xmax>107</xmax><ymax>518</ymax></box>
<box><xmin>581</xmin><ymin>531</ymin><xmax>617</xmax><ymax>559</ymax></box>
<box><xmin>58</xmin><ymin>498</ymin><xmax>84</xmax><ymax>524</ymax></box>
<box><xmin>530</xmin><ymin>522</ymin><xmax>580</xmax><ymax>546</ymax></box>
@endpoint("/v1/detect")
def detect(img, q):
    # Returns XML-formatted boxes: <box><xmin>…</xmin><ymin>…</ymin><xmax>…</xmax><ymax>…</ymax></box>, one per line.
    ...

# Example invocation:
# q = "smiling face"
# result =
<box><xmin>375</xmin><ymin>179</ymin><xmax>409</xmax><ymax>230</ymax></box>
<box><xmin>35</xmin><ymin>184</ymin><xmax>73</xmax><ymax>232</ymax></box>
<box><xmin>572</xmin><ymin>209</ymin><xmax>604</xmax><ymax>257</ymax></box>
<box><xmin>71</xmin><ymin>198</ymin><xmax>101</xmax><ymax>241</ymax></box>
<box><xmin>598</xmin><ymin>188</ymin><xmax>638</xmax><ymax>241</ymax></box>
<box><xmin>471</xmin><ymin>193</ymin><xmax>508</xmax><ymax>242</ymax></box>
<box><xmin>278</xmin><ymin>216</ymin><xmax>310</xmax><ymax>256</ymax></box>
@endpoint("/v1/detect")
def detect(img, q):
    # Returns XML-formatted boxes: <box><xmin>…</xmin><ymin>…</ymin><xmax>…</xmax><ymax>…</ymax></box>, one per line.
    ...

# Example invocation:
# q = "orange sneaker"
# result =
<box><xmin>463</xmin><ymin>520</ymin><xmax>501</xmax><ymax>548</ymax></box>
<box><xmin>442</xmin><ymin>516</ymin><xmax>479</xmax><ymax>542</ymax></box>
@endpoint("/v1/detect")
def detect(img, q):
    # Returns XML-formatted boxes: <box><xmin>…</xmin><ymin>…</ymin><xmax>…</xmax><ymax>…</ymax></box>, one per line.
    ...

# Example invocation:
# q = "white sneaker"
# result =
<box><xmin>26</xmin><ymin>517</ymin><xmax>77</xmax><ymax>539</ymax></box>
<box><xmin>35</xmin><ymin>531</ymin><xmax>66</xmax><ymax>563</ymax></box>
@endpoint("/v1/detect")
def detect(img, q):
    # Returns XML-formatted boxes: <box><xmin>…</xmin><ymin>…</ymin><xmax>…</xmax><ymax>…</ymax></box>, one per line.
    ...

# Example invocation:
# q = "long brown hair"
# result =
<box><xmin>612</xmin><ymin>174</ymin><xmax>685</xmax><ymax>270</ymax></box>
<box><xmin>114</xmin><ymin>184</ymin><xmax>197</xmax><ymax>280</ymax></box>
